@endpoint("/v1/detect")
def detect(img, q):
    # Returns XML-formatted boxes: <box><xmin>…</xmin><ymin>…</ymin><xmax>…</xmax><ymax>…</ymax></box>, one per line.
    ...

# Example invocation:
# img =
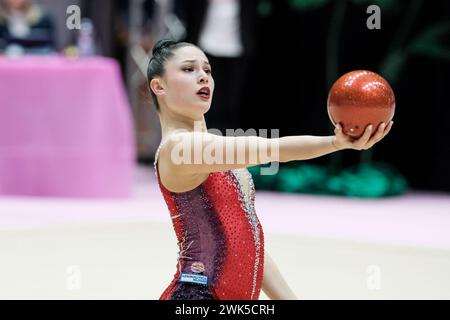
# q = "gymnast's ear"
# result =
<box><xmin>150</xmin><ymin>78</ymin><xmax>165</xmax><ymax>96</ymax></box>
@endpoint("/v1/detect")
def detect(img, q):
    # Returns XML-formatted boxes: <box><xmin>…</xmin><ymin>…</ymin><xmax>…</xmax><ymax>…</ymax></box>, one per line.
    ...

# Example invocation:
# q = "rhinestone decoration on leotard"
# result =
<box><xmin>227</xmin><ymin>169</ymin><xmax>262</xmax><ymax>300</ymax></box>
<box><xmin>169</xmin><ymin>282</ymin><xmax>214</xmax><ymax>300</ymax></box>
<box><xmin>171</xmin><ymin>186</ymin><xmax>227</xmax><ymax>286</ymax></box>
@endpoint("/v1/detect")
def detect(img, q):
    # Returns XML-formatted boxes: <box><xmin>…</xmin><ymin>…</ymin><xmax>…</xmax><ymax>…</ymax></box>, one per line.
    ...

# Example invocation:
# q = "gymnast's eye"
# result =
<box><xmin>182</xmin><ymin>67</ymin><xmax>194</xmax><ymax>72</ymax></box>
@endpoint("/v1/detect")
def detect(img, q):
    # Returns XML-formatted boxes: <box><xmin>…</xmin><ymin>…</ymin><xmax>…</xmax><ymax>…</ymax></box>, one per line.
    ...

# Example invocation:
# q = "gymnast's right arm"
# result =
<box><xmin>160</xmin><ymin>123</ymin><xmax>391</xmax><ymax>175</ymax></box>
<box><xmin>160</xmin><ymin>124</ymin><xmax>392</xmax><ymax>175</ymax></box>
<box><xmin>157</xmin><ymin>123</ymin><xmax>376</xmax><ymax>176</ymax></box>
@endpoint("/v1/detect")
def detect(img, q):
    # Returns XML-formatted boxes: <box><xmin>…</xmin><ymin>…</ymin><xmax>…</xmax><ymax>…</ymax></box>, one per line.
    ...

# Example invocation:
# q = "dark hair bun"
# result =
<box><xmin>152</xmin><ymin>39</ymin><xmax>177</xmax><ymax>56</ymax></box>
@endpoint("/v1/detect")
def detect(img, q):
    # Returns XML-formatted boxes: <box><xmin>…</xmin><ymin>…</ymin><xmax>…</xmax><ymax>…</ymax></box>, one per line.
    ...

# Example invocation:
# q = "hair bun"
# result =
<box><xmin>152</xmin><ymin>39</ymin><xmax>177</xmax><ymax>56</ymax></box>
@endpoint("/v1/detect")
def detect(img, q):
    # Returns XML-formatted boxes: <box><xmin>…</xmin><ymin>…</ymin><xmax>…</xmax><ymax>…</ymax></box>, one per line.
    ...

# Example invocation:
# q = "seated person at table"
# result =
<box><xmin>0</xmin><ymin>0</ymin><xmax>55</xmax><ymax>54</ymax></box>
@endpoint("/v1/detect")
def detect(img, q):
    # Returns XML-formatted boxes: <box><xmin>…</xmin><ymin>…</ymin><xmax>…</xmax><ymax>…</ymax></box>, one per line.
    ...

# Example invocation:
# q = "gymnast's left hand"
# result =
<box><xmin>332</xmin><ymin>121</ymin><xmax>393</xmax><ymax>151</ymax></box>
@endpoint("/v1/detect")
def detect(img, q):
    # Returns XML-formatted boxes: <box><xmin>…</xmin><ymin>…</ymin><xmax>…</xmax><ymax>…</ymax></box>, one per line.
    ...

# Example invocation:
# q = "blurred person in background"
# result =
<box><xmin>0</xmin><ymin>0</ymin><xmax>55</xmax><ymax>55</ymax></box>
<box><xmin>180</xmin><ymin>0</ymin><xmax>261</xmax><ymax>132</ymax></box>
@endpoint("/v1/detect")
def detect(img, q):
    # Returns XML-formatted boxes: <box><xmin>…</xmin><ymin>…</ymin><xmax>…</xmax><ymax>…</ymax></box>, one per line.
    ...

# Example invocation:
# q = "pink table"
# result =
<box><xmin>0</xmin><ymin>56</ymin><xmax>135</xmax><ymax>198</ymax></box>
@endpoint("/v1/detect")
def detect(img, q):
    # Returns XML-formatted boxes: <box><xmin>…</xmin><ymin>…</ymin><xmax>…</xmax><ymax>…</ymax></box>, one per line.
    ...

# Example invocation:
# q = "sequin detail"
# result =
<box><xmin>171</xmin><ymin>186</ymin><xmax>227</xmax><ymax>287</ymax></box>
<box><xmin>227</xmin><ymin>169</ymin><xmax>262</xmax><ymax>300</ymax></box>
<box><xmin>169</xmin><ymin>282</ymin><xmax>214</xmax><ymax>300</ymax></box>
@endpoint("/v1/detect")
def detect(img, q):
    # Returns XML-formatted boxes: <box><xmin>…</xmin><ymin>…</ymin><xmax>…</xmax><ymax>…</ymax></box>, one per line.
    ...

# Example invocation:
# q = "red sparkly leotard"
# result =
<box><xmin>154</xmin><ymin>140</ymin><xmax>265</xmax><ymax>300</ymax></box>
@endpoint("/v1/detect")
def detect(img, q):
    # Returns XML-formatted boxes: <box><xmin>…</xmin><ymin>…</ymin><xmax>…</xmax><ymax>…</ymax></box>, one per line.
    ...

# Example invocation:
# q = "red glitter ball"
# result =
<box><xmin>327</xmin><ymin>70</ymin><xmax>395</xmax><ymax>138</ymax></box>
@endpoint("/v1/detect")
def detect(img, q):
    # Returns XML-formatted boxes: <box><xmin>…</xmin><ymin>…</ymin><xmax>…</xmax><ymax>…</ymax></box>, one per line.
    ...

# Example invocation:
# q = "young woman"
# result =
<box><xmin>148</xmin><ymin>39</ymin><xmax>393</xmax><ymax>300</ymax></box>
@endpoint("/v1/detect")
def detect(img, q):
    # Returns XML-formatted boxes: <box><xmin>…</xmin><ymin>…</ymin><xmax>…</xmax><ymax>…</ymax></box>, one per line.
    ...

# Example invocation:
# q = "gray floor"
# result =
<box><xmin>1</xmin><ymin>221</ymin><xmax>450</xmax><ymax>299</ymax></box>
<box><xmin>1</xmin><ymin>166</ymin><xmax>450</xmax><ymax>299</ymax></box>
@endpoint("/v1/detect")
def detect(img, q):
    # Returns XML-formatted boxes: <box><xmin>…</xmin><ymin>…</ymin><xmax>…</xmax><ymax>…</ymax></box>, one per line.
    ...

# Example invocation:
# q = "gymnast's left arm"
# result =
<box><xmin>261</xmin><ymin>251</ymin><xmax>298</xmax><ymax>300</ymax></box>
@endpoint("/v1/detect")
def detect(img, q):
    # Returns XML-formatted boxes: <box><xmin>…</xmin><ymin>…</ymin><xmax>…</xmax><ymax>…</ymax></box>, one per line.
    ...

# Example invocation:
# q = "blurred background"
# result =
<box><xmin>0</xmin><ymin>0</ymin><xmax>449</xmax><ymax>299</ymax></box>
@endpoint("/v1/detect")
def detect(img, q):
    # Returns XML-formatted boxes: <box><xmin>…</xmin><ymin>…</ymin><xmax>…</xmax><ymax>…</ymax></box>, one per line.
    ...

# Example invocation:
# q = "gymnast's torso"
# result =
<box><xmin>154</xmin><ymin>145</ymin><xmax>265</xmax><ymax>300</ymax></box>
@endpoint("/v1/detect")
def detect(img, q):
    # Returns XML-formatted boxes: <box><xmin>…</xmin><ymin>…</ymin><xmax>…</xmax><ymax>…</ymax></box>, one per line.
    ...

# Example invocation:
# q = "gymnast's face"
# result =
<box><xmin>153</xmin><ymin>45</ymin><xmax>214</xmax><ymax>119</ymax></box>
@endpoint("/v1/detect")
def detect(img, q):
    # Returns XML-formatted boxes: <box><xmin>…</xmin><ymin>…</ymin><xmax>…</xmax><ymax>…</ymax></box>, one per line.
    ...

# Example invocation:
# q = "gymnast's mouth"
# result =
<box><xmin>196</xmin><ymin>87</ymin><xmax>210</xmax><ymax>99</ymax></box>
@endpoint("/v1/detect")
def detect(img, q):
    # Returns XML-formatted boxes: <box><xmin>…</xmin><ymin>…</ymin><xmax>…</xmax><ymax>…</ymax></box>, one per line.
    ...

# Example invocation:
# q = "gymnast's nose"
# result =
<box><xmin>198</xmin><ymin>71</ymin><xmax>209</xmax><ymax>84</ymax></box>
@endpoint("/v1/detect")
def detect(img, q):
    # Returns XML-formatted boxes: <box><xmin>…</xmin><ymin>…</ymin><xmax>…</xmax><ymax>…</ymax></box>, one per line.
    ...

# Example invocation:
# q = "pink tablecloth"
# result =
<box><xmin>0</xmin><ymin>56</ymin><xmax>135</xmax><ymax>198</ymax></box>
